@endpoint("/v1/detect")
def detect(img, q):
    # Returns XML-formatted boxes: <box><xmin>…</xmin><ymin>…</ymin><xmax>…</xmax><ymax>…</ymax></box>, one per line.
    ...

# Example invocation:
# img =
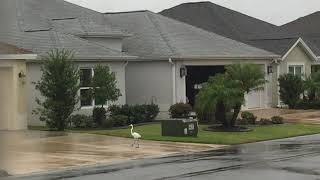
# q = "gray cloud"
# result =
<box><xmin>66</xmin><ymin>0</ymin><xmax>320</xmax><ymax>25</ymax></box>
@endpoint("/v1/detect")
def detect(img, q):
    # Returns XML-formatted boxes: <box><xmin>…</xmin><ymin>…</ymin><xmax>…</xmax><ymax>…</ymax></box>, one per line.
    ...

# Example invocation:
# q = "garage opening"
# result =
<box><xmin>186</xmin><ymin>66</ymin><xmax>225</xmax><ymax>107</ymax></box>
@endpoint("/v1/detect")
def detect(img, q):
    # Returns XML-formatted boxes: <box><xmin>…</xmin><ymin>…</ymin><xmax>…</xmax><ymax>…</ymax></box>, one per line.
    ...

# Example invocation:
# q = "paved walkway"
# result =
<box><xmin>0</xmin><ymin>131</ymin><xmax>224</xmax><ymax>176</ymax></box>
<box><xmin>281</xmin><ymin>111</ymin><xmax>320</xmax><ymax>124</ymax></box>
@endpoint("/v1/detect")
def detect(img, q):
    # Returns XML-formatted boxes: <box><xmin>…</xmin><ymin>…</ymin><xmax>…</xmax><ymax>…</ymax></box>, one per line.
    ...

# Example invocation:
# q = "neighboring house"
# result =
<box><xmin>160</xmin><ymin>1</ymin><xmax>320</xmax><ymax>107</ymax></box>
<box><xmin>105</xmin><ymin>10</ymin><xmax>279</xmax><ymax>117</ymax></box>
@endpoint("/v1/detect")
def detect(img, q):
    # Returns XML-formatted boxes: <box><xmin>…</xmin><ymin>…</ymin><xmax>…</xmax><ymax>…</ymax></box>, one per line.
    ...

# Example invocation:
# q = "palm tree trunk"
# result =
<box><xmin>215</xmin><ymin>100</ymin><xmax>229</xmax><ymax>128</ymax></box>
<box><xmin>231</xmin><ymin>103</ymin><xmax>242</xmax><ymax>127</ymax></box>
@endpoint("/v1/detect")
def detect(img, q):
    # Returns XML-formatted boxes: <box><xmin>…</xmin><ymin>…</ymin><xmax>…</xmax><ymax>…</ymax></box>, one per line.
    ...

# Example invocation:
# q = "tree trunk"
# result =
<box><xmin>231</xmin><ymin>103</ymin><xmax>242</xmax><ymax>127</ymax></box>
<box><xmin>215</xmin><ymin>100</ymin><xmax>229</xmax><ymax>128</ymax></box>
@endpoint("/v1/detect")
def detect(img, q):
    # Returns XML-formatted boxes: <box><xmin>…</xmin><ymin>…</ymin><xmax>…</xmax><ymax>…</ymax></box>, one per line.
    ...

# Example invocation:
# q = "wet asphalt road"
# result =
<box><xmin>8</xmin><ymin>134</ymin><xmax>320</xmax><ymax>180</ymax></box>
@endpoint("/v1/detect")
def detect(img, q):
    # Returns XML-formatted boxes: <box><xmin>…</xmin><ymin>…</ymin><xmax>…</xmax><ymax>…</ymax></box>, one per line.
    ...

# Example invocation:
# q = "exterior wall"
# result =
<box><xmin>271</xmin><ymin>45</ymin><xmax>314</xmax><ymax>107</ymax></box>
<box><xmin>125</xmin><ymin>61</ymin><xmax>173</xmax><ymax>114</ymax></box>
<box><xmin>0</xmin><ymin>60</ymin><xmax>27</xmax><ymax>130</ymax></box>
<box><xmin>84</xmin><ymin>37</ymin><xmax>123</xmax><ymax>52</ymax></box>
<box><xmin>26</xmin><ymin>61</ymin><xmax>127</xmax><ymax>126</ymax></box>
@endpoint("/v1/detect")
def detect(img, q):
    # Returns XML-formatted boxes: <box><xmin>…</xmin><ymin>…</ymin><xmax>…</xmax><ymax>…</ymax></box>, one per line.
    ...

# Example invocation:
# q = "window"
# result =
<box><xmin>288</xmin><ymin>65</ymin><xmax>304</xmax><ymax>76</ymax></box>
<box><xmin>79</xmin><ymin>67</ymin><xmax>114</xmax><ymax>108</ymax></box>
<box><xmin>80</xmin><ymin>68</ymin><xmax>93</xmax><ymax>107</ymax></box>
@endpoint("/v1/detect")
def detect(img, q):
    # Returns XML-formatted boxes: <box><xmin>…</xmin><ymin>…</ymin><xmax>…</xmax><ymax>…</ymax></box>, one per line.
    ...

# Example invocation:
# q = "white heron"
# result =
<box><xmin>129</xmin><ymin>124</ymin><xmax>142</xmax><ymax>148</ymax></box>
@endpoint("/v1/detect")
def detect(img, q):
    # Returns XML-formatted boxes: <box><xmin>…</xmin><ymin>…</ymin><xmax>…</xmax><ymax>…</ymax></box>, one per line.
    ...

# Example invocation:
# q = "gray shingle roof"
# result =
<box><xmin>105</xmin><ymin>11</ymin><xmax>278</xmax><ymax>59</ymax></box>
<box><xmin>18</xmin><ymin>0</ymin><xmax>128</xmax><ymax>37</ymax></box>
<box><xmin>0</xmin><ymin>0</ymin><xmax>134</xmax><ymax>60</ymax></box>
<box><xmin>160</xmin><ymin>1</ymin><xmax>278</xmax><ymax>41</ymax></box>
<box><xmin>0</xmin><ymin>42</ymin><xmax>31</xmax><ymax>54</ymax></box>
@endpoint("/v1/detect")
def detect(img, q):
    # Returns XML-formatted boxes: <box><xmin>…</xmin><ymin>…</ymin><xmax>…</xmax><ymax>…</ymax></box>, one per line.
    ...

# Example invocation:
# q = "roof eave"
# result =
<box><xmin>0</xmin><ymin>54</ymin><xmax>38</xmax><ymax>60</ymax></box>
<box><xmin>171</xmin><ymin>55</ymin><xmax>281</xmax><ymax>60</ymax></box>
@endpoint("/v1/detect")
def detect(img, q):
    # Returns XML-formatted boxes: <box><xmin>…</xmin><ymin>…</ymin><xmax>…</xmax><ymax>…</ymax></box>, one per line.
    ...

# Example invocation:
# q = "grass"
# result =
<box><xmin>69</xmin><ymin>123</ymin><xmax>320</xmax><ymax>145</ymax></box>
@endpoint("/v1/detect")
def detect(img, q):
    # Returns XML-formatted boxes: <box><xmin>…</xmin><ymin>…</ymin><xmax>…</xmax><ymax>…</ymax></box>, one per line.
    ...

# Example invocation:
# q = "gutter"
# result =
<box><xmin>169</xmin><ymin>58</ymin><xmax>176</xmax><ymax>104</ymax></box>
<box><xmin>0</xmin><ymin>54</ymin><xmax>37</xmax><ymax>60</ymax></box>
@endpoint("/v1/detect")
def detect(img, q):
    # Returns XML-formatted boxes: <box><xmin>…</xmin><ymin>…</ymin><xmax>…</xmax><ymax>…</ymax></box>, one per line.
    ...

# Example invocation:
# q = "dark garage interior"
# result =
<box><xmin>186</xmin><ymin>66</ymin><xmax>225</xmax><ymax>107</ymax></box>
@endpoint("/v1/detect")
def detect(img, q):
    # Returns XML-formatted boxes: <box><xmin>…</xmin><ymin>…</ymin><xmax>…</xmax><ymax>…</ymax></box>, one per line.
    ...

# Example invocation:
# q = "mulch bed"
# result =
<box><xmin>205</xmin><ymin>125</ymin><xmax>253</xmax><ymax>132</ymax></box>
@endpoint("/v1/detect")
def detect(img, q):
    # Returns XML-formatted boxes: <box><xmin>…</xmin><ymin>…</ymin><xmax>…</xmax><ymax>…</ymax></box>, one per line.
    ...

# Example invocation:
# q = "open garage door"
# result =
<box><xmin>0</xmin><ymin>67</ymin><xmax>13</xmax><ymax>130</ymax></box>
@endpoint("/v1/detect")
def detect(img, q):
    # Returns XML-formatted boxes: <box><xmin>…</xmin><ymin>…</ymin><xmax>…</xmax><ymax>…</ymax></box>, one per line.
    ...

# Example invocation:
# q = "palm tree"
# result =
<box><xmin>195</xmin><ymin>74</ymin><xmax>244</xmax><ymax>128</ymax></box>
<box><xmin>195</xmin><ymin>64</ymin><xmax>267</xmax><ymax>129</ymax></box>
<box><xmin>225</xmin><ymin>64</ymin><xmax>267</xmax><ymax>125</ymax></box>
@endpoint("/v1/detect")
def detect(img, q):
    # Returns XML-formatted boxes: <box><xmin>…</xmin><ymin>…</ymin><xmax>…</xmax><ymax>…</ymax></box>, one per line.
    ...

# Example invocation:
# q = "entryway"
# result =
<box><xmin>0</xmin><ymin>67</ymin><xmax>13</xmax><ymax>130</ymax></box>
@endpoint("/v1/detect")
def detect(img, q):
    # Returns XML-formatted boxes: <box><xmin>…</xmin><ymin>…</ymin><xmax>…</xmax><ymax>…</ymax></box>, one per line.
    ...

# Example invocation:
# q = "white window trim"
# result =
<box><xmin>80</xmin><ymin>68</ymin><xmax>94</xmax><ymax>109</ymax></box>
<box><xmin>79</xmin><ymin>66</ymin><xmax>113</xmax><ymax>109</ymax></box>
<box><xmin>287</xmin><ymin>63</ymin><xmax>305</xmax><ymax>76</ymax></box>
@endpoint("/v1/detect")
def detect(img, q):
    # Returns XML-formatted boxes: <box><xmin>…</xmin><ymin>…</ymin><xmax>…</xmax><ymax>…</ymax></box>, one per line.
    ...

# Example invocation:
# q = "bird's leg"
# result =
<box><xmin>136</xmin><ymin>139</ymin><xmax>140</xmax><ymax>148</ymax></box>
<box><xmin>131</xmin><ymin>139</ymin><xmax>135</xmax><ymax>147</ymax></box>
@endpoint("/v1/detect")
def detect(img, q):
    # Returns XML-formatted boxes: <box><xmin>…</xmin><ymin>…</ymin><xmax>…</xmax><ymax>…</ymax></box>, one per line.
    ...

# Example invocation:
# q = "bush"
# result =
<box><xmin>259</xmin><ymin>118</ymin><xmax>272</xmax><ymax>126</ymax></box>
<box><xmin>241</xmin><ymin>112</ymin><xmax>257</xmax><ymax>125</ymax></box>
<box><xmin>278</xmin><ymin>74</ymin><xmax>304</xmax><ymax>109</ymax></box>
<box><xmin>69</xmin><ymin>115</ymin><xmax>94</xmax><ymax>129</ymax></box>
<box><xmin>93</xmin><ymin>107</ymin><xmax>107</xmax><ymax>126</ymax></box>
<box><xmin>271</xmin><ymin>116</ymin><xmax>284</xmax><ymax>124</ymax></box>
<box><xmin>237</xmin><ymin>118</ymin><xmax>248</xmax><ymax>126</ymax></box>
<box><xmin>169</xmin><ymin>103</ymin><xmax>193</xmax><ymax>118</ymax></box>
<box><xmin>296</xmin><ymin>99</ymin><xmax>320</xmax><ymax>110</ymax></box>
<box><xmin>108</xmin><ymin>104</ymin><xmax>160</xmax><ymax>125</ymax></box>
<box><xmin>110</xmin><ymin>115</ymin><xmax>128</xmax><ymax>127</ymax></box>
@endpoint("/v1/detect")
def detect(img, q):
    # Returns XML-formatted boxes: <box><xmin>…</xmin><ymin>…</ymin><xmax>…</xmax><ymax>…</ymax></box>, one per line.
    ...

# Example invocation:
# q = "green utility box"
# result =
<box><xmin>161</xmin><ymin>119</ymin><xmax>198</xmax><ymax>137</ymax></box>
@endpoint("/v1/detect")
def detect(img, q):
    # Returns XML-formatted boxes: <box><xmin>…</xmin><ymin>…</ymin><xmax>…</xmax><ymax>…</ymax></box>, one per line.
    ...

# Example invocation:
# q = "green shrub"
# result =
<box><xmin>69</xmin><ymin>115</ymin><xmax>93</xmax><ymax>129</ymax></box>
<box><xmin>259</xmin><ymin>118</ymin><xmax>272</xmax><ymax>126</ymax></box>
<box><xmin>169</xmin><ymin>103</ymin><xmax>193</xmax><ymax>118</ymax></box>
<box><xmin>110</xmin><ymin>115</ymin><xmax>128</xmax><ymax>127</ymax></box>
<box><xmin>237</xmin><ymin>118</ymin><xmax>248</xmax><ymax>126</ymax></box>
<box><xmin>108</xmin><ymin>104</ymin><xmax>160</xmax><ymax>125</ymax></box>
<box><xmin>278</xmin><ymin>74</ymin><xmax>304</xmax><ymax>109</ymax></box>
<box><xmin>93</xmin><ymin>107</ymin><xmax>107</xmax><ymax>126</ymax></box>
<box><xmin>241</xmin><ymin>112</ymin><xmax>257</xmax><ymax>125</ymax></box>
<box><xmin>296</xmin><ymin>99</ymin><xmax>320</xmax><ymax>110</ymax></box>
<box><xmin>144</xmin><ymin>104</ymin><xmax>160</xmax><ymax>121</ymax></box>
<box><xmin>271</xmin><ymin>116</ymin><xmax>284</xmax><ymax>124</ymax></box>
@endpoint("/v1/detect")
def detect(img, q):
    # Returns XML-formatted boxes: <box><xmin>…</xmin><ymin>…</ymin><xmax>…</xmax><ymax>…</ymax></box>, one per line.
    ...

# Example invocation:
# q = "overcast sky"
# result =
<box><xmin>66</xmin><ymin>0</ymin><xmax>320</xmax><ymax>26</ymax></box>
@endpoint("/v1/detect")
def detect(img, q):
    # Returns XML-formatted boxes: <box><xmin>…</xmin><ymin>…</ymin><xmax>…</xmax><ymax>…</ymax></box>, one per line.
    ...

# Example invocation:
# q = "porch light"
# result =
<box><xmin>18</xmin><ymin>71</ymin><xmax>26</xmax><ymax>78</ymax></box>
<box><xmin>267</xmin><ymin>66</ymin><xmax>273</xmax><ymax>74</ymax></box>
<box><xmin>180</xmin><ymin>66</ymin><xmax>187</xmax><ymax>78</ymax></box>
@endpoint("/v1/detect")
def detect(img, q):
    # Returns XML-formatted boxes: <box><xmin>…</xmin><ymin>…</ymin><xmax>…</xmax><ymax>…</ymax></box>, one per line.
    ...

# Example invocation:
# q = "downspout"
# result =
<box><xmin>169</xmin><ymin>58</ymin><xmax>176</xmax><ymax>104</ymax></box>
<box><xmin>123</xmin><ymin>61</ymin><xmax>129</xmax><ymax>105</ymax></box>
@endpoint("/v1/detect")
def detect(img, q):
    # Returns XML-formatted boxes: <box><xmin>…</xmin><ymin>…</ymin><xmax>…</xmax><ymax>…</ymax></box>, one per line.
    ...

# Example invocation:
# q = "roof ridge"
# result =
<box><xmin>104</xmin><ymin>10</ymin><xmax>149</xmax><ymax>15</ymax></box>
<box><xmin>145</xmin><ymin>12</ymin><xmax>179</xmax><ymax>56</ymax></box>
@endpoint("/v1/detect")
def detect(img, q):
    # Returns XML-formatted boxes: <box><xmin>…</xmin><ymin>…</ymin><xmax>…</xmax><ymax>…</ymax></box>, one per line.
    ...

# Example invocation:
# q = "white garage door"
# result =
<box><xmin>246</xmin><ymin>90</ymin><xmax>264</xmax><ymax>109</ymax></box>
<box><xmin>0</xmin><ymin>67</ymin><xmax>13</xmax><ymax>130</ymax></box>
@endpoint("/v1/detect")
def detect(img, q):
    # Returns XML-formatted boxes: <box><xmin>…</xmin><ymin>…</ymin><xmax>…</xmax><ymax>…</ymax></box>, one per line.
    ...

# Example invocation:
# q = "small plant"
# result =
<box><xmin>278</xmin><ymin>74</ymin><xmax>304</xmax><ymax>109</ymax></box>
<box><xmin>169</xmin><ymin>103</ymin><xmax>193</xmax><ymax>118</ymax></box>
<box><xmin>271</xmin><ymin>116</ymin><xmax>284</xmax><ymax>124</ymax></box>
<box><xmin>110</xmin><ymin>115</ymin><xmax>128</xmax><ymax>127</ymax></box>
<box><xmin>93</xmin><ymin>107</ymin><xmax>107</xmax><ymax>126</ymax></box>
<box><xmin>237</xmin><ymin>118</ymin><xmax>248</xmax><ymax>126</ymax></box>
<box><xmin>259</xmin><ymin>118</ymin><xmax>272</xmax><ymax>126</ymax></box>
<box><xmin>144</xmin><ymin>104</ymin><xmax>160</xmax><ymax>121</ymax></box>
<box><xmin>241</xmin><ymin>112</ymin><xmax>257</xmax><ymax>125</ymax></box>
<box><xmin>69</xmin><ymin>115</ymin><xmax>94</xmax><ymax>129</ymax></box>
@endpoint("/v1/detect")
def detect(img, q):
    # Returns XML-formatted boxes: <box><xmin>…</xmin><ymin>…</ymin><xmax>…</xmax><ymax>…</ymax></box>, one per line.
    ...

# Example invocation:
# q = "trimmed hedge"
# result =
<box><xmin>169</xmin><ymin>103</ymin><xmax>193</xmax><ymax>118</ymax></box>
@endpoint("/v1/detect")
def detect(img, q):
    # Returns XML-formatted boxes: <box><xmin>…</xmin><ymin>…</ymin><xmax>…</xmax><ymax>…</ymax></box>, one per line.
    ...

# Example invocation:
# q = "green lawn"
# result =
<box><xmin>71</xmin><ymin>123</ymin><xmax>320</xmax><ymax>145</ymax></box>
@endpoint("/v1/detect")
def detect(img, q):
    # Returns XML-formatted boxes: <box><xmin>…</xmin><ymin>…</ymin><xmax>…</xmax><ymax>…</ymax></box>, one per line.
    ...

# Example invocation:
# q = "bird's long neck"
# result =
<box><xmin>131</xmin><ymin>126</ymin><xmax>133</xmax><ymax>134</ymax></box>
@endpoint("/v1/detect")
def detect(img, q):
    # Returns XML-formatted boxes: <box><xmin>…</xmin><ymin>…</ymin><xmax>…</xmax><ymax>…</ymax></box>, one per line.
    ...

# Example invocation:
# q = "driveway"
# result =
<box><xmin>0</xmin><ymin>131</ymin><xmax>223</xmax><ymax>176</ymax></box>
<box><xmin>9</xmin><ymin>134</ymin><xmax>320</xmax><ymax>180</ymax></box>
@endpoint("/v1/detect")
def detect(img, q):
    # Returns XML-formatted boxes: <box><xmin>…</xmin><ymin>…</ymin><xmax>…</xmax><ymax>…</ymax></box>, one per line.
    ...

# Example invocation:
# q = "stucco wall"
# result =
<box><xmin>26</xmin><ymin>61</ymin><xmax>127</xmax><ymax>126</ymax></box>
<box><xmin>125</xmin><ymin>61</ymin><xmax>173</xmax><ymax>112</ymax></box>
<box><xmin>0</xmin><ymin>60</ymin><xmax>27</xmax><ymax>130</ymax></box>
